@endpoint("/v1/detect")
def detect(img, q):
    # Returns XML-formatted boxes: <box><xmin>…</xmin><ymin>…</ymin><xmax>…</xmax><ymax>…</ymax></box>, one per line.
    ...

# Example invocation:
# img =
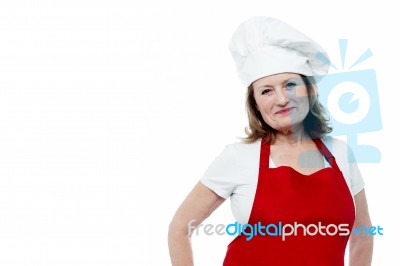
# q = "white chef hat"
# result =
<box><xmin>229</xmin><ymin>16</ymin><xmax>330</xmax><ymax>87</ymax></box>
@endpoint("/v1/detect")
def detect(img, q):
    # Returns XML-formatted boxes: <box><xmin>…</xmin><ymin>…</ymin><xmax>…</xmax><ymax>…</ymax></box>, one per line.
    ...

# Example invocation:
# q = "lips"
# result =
<box><xmin>275</xmin><ymin>107</ymin><xmax>294</xmax><ymax>115</ymax></box>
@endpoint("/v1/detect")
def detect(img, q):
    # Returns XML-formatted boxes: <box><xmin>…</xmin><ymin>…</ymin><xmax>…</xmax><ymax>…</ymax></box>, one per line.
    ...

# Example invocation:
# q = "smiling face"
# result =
<box><xmin>252</xmin><ymin>73</ymin><xmax>310</xmax><ymax>133</ymax></box>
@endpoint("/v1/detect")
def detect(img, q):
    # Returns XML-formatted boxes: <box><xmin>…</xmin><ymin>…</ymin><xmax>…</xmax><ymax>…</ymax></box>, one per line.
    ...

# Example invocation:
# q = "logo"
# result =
<box><xmin>317</xmin><ymin>39</ymin><xmax>382</xmax><ymax>163</ymax></box>
<box><xmin>188</xmin><ymin>220</ymin><xmax>384</xmax><ymax>241</ymax></box>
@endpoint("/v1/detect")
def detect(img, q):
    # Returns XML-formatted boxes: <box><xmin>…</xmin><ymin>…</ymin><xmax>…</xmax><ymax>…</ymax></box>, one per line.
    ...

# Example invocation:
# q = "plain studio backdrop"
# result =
<box><xmin>0</xmin><ymin>0</ymin><xmax>398</xmax><ymax>265</ymax></box>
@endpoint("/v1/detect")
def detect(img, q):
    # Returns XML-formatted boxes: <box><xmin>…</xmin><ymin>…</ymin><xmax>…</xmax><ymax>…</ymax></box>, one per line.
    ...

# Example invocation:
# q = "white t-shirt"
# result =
<box><xmin>200</xmin><ymin>137</ymin><xmax>365</xmax><ymax>225</ymax></box>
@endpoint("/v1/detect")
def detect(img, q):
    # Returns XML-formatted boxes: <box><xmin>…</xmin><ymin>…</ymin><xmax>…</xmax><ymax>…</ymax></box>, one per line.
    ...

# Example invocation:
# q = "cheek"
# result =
<box><xmin>295</xmin><ymin>85</ymin><xmax>309</xmax><ymax>97</ymax></box>
<box><xmin>298</xmin><ymin>97</ymin><xmax>310</xmax><ymax>115</ymax></box>
<box><xmin>299</xmin><ymin>96</ymin><xmax>309</xmax><ymax>106</ymax></box>
<box><xmin>255</xmin><ymin>99</ymin><xmax>274</xmax><ymax>116</ymax></box>
<box><xmin>253</xmin><ymin>96</ymin><xmax>262</xmax><ymax>111</ymax></box>
<box><xmin>292</xmin><ymin>88</ymin><xmax>309</xmax><ymax>108</ymax></box>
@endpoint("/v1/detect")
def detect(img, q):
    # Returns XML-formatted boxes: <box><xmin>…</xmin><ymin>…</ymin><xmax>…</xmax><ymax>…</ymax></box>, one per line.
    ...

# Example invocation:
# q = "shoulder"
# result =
<box><xmin>321</xmin><ymin>135</ymin><xmax>347</xmax><ymax>149</ymax></box>
<box><xmin>321</xmin><ymin>136</ymin><xmax>365</xmax><ymax>195</ymax></box>
<box><xmin>226</xmin><ymin>139</ymin><xmax>261</xmax><ymax>154</ymax></box>
<box><xmin>220</xmin><ymin>139</ymin><xmax>262</xmax><ymax>168</ymax></box>
<box><xmin>201</xmin><ymin>139</ymin><xmax>261</xmax><ymax>196</ymax></box>
<box><xmin>321</xmin><ymin>136</ymin><xmax>352</xmax><ymax>162</ymax></box>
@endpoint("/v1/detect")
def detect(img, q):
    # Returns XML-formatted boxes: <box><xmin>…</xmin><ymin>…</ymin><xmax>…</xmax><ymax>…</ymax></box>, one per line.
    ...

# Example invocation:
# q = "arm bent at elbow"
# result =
<box><xmin>168</xmin><ymin>181</ymin><xmax>225</xmax><ymax>266</ymax></box>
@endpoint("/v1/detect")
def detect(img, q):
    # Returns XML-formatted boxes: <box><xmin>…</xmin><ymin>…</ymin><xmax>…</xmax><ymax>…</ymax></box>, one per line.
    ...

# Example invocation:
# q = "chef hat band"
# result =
<box><xmin>229</xmin><ymin>17</ymin><xmax>330</xmax><ymax>87</ymax></box>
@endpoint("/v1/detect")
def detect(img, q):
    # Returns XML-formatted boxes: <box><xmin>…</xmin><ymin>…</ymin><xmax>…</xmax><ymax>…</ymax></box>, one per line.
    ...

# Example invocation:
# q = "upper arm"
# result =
<box><xmin>169</xmin><ymin>181</ymin><xmax>226</xmax><ymax>237</ymax></box>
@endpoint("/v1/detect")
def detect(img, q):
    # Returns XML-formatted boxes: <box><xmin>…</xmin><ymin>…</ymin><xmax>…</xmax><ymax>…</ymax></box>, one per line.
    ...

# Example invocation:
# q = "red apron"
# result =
<box><xmin>223</xmin><ymin>138</ymin><xmax>355</xmax><ymax>266</ymax></box>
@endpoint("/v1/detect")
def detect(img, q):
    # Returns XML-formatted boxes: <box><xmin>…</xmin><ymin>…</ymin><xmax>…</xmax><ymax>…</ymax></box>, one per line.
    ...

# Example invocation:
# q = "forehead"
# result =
<box><xmin>252</xmin><ymin>73</ymin><xmax>303</xmax><ymax>88</ymax></box>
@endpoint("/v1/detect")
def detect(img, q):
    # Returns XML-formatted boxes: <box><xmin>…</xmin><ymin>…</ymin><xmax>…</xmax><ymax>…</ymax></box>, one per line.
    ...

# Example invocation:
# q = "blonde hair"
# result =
<box><xmin>242</xmin><ymin>75</ymin><xmax>332</xmax><ymax>143</ymax></box>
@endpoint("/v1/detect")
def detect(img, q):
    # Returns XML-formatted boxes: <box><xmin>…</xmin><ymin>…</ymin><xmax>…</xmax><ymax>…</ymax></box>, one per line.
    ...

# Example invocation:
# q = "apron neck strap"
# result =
<box><xmin>259</xmin><ymin>138</ymin><xmax>270</xmax><ymax>169</ymax></box>
<box><xmin>313</xmin><ymin>138</ymin><xmax>337</xmax><ymax>168</ymax></box>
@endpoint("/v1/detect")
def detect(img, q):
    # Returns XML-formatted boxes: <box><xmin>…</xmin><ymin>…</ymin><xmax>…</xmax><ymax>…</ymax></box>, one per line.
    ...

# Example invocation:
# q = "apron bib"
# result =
<box><xmin>223</xmin><ymin>139</ymin><xmax>355</xmax><ymax>266</ymax></box>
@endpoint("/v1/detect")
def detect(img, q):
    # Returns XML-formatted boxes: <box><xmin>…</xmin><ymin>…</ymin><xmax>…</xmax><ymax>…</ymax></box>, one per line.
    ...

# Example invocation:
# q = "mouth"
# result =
<box><xmin>275</xmin><ymin>107</ymin><xmax>294</xmax><ymax>115</ymax></box>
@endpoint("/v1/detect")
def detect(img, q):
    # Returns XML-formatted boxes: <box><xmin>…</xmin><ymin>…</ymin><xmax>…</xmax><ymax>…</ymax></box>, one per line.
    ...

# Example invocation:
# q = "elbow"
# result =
<box><xmin>350</xmin><ymin>233</ymin><xmax>374</xmax><ymax>250</ymax></box>
<box><xmin>168</xmin><ymin>218</ymin><xmax>190</xmax><ymax>241</ymax></box>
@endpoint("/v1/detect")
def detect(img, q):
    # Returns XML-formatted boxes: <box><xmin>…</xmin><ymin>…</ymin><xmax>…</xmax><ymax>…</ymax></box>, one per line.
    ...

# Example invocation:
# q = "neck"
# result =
<box><xmin>274</xmin><ymin>126</ymin><xmax>310</xmax><ymax>145</ymax></box>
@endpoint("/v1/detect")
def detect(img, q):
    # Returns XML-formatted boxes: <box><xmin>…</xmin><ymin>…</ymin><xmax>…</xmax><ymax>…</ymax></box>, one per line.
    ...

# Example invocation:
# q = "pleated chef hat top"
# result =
<box><xmin>229</xmin><ymin>17</ymin><xmax>330</xmax><ymax>87</ymax></box>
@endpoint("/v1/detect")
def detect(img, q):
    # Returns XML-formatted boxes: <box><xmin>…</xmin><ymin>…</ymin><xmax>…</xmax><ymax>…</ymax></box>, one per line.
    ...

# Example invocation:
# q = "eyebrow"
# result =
<box><xmin>256</xmin><ymin>84</ymin><xmax>273</xmax><ymax>91</ymax></box>
<box><xmin>256</xmin><ymin>77</ymin><xmax>303</xmax><ymax>91</ymax></box>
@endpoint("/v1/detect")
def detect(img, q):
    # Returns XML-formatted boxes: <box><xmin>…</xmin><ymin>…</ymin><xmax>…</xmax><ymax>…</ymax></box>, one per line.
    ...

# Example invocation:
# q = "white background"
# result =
<box><xmin>0</xmin><ymin>0</ymin><xmax>398</xmax><ymax>265</ymax></box>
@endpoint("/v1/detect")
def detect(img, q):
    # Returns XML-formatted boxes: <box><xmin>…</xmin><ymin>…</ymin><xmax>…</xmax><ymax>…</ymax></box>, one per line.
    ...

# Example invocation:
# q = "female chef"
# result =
<box><xmin>168</xmin><ymin>17</ymin><xmax>373</xmax><ymax>265</ymax></box>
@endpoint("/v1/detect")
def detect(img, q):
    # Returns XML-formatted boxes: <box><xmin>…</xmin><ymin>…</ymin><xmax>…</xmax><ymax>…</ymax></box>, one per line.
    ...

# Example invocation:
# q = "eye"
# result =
<box><xmin>261</xmin><ymin>88</ymin><xmax>272</xmax><ymax>95</ymax></box>
<box><xmin>285</xmin><ymin>82</ymin><xmax>296</xmax><ymax>89</ymax></box>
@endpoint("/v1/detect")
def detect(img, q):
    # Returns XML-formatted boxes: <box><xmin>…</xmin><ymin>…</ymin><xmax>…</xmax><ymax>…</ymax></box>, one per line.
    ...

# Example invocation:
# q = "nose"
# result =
<box><xmin>275</xmin><ymin>87</ymin><xmax>289</xmax><ymax>105</ymax></box>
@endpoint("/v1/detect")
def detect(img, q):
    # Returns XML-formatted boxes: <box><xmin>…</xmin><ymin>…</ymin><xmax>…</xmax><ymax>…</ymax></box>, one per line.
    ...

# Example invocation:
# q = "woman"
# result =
<box><xmin>168</xmin><ymin>17</ymin><xmax>373</xmax><ymax>265</ymax></box>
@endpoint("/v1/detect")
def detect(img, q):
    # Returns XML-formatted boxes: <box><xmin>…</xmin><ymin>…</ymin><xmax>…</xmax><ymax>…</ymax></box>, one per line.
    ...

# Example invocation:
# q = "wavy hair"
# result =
<box><xmin>242</xmin><ymin>75</ymin><xmax>332</xmax><ymax>143</ymax></box>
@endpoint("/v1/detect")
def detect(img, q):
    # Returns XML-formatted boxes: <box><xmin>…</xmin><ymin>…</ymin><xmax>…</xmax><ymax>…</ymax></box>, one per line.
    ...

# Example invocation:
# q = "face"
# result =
<box><xmin>252</xmin><ymin>73</ymin><xmax>310</xmax><ymax>132</ymax></box>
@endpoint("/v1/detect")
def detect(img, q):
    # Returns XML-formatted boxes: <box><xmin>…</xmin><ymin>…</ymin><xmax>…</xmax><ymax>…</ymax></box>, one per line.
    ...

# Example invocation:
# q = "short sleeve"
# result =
<box><xmin>346</xmin><ymin>146</ymin><xmax>365</xmax><ymax>196</ymax></box>
<box><xmin>200</xmin><ymin>144</ymin><xmax>240</xmax><ymax>199</ymax></box>
<box><xmin>328</xmin><ymin>137</ymin><xmax>365</xmax><ymax>196</ymax></box>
